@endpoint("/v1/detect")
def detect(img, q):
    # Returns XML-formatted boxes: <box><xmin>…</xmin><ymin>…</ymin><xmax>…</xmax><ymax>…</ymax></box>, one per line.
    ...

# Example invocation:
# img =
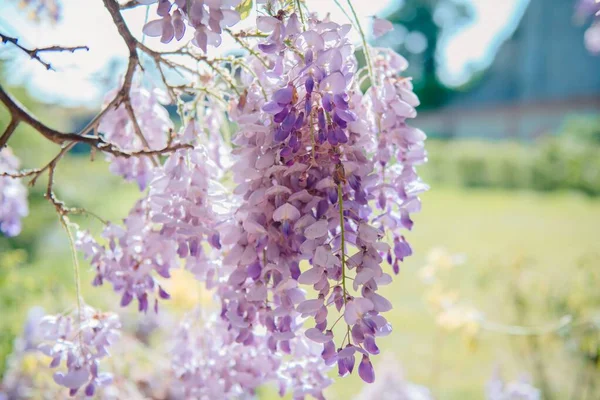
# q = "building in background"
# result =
<box><xmin>416</xmin><ymin>0</ymin><xmax>600</xmax><ymax>140</ymax></box>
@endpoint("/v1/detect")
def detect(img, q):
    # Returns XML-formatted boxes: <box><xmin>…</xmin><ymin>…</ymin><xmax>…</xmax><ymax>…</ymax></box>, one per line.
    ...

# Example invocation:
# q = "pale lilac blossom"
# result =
<box><xmin>98</xmin><ymin>85</ymin><xmax>173</xmax><ymax>190</ymax></box>
<box><xmin>372</xmin><ymin>17</ymin><xmax>394</xmax><ymax>38</ymax></box>
<box><xmin>0</xmin><ymin>148</ymin><xmax>28</xmax><ymax>237</ymax></box>
<box><xmin>142</xmin><ymin>0</ymin><xmax>241</xmax><ymax>52</ymax></box>
<box><xmin>218</xmin><ymin>9</ymin><xmax>422</xmax><ymax>384</ymax></box>
<box><xmin>37</xmin><ymin>305</ymin><xmax>120</xmax><ymax>397</ymax></box>
<box><xmin>486</xmin><ymin>367</ymin><xmax>541</xmax><ymax>400</ymax></box>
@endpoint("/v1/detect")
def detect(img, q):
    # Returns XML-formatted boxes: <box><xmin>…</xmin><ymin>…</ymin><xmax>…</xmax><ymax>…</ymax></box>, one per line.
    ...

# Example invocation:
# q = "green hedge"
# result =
<box><xmin>421</xmin><ymin>118</ymin><xmax>600</xmax><ymax>196</ymax></box>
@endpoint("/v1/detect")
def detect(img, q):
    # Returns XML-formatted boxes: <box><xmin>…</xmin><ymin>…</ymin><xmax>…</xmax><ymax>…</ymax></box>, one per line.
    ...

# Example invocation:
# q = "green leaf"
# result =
<box><xmin>236</xmin><ymin>0</ymin><xmax>253</xmax><ymax>20</ymax></box>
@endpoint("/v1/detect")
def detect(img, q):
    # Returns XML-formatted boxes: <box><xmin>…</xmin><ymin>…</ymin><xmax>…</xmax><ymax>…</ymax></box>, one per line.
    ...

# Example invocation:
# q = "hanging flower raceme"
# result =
<box><xmin>180</xmin><ymin>97</ymin><xmax>232</xmax><ymax>171</ymax></box>
<box><xmin>141</xmin><ymin>0</ymin><xmax>241</xmax><ymax>52</ymax></box>
<box><xmin>0</xmin><ymin>147</ymin><xmax>28</xmax><ymax>237</ymax></box>
<box><xmin>37</xmin><ymin>305</ymin><xmax>121</xmax><ymax>397</ymax></box>
<box><xmin>147</xmin><ymin>147</ymin><xmax>227</xmax><ymax>287</ymax></box>
<box><xmin>98</xmin><ymin>85</ymin><xmax>173</xmax><ymax>190</ymax></box>
<box><xmin>77</xmin><ymin>147</ymin><xmax>225</xmax><ymax>312</ymax></box>
<box><xmin>276</xmin><ymin>336</ymin><xmax>333</xmax><ymax>399</ymax></box>
<box><xmin>364</xmin><ymin>47</ymin><xmax>429</xmax><ymax>274</ymax></box>
<box><xmin>31</xmin><ymin>1</ymin><xmax>428</xmax><ymax>394</ymax></box>
<box><xmin>170</xmin><ymin>311</ymin><xmax>281</xmax><ymax>399</ymax></box>
<box><xmin>218</xmin><ymin>11</ymin><xmax>417</xmax><ymax>384</ymax></box>
<box><xmin>170</xmin><ymin>310</ymin><xmax>332</xmax><ymax>399</ymax></box>
<box><xmin>77</xmin><ymin>200</ymin><xmax>179</xmax><ymax>313</ymax></box>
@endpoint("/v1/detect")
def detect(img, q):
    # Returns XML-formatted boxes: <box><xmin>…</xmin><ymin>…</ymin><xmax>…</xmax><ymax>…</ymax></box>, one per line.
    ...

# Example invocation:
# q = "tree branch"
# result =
<box><xmin>0</xmin><ymin>32</ymin><xmax>89</xmax><ymax>71</ymax></box>
<box><xmin>0</xmin><ymin>117</ymin><xmax>20</xmax><ymax>149</ymax></box>
<box><xmin>0</xmin><ymin>85</ymin><xmax>190</xmax><ymax>158</ymax></box>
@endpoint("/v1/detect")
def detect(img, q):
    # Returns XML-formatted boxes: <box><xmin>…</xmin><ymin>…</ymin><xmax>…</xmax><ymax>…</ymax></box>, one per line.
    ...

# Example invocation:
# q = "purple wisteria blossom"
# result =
<box><xmin>77</xmin><ymin>147</ymin><xmax>224</xmax><ymax>311</ymax></box>
<box><xmin>0</xmin><ymin>148</ymin><xmax>28</xmax><ymax>237</ymax></box>
<box><xmin>217</xmin><ymin>8</ymin><xmax>426</xmax><ymax>384</ymax></box>
<box><xmin>169</xmin><ymin>310</ymin><xmax>332</xmax><ymax>399</ymax></box>
<box><xmin>372</xmin><ymin>17</ymin><xmax>394</xmax><ymax>38</ymax></box>
<box><xmin>38</xmin><ymin>305</ymin><xmax>121</xmax><ymax>397</ymax></box>
<box><xmin>142</xmin><ymin>0</ymin><xmax>241</xmax><ymax>52</ymax></box>
<box><xmin>365</xmin><ymin>47</ymin><xmax>429</xmax><ymax>274</ymax></box>
<box><xmin>77</xmin><ymin>200</ymin><xmax>179</xmax><ymax>313</ymax></box>
<box><xmin>147</xmin><ymin>147</ymin><xmax>226</xmax><ymax>286</ymax></box>
<box><xmin>41</xmin><ymin>1</ymin><xmax>427</xmax><ymax>394</ymax></box>
<box><xmin>98</xmin><ymin>85</ymin><xmax>173</xmax><ymax>190</ymax></box>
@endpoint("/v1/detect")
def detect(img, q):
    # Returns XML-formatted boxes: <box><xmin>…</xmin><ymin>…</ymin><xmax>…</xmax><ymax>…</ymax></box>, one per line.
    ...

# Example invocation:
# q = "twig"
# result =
<box><xmin>295</xmin><ymin>0</ymin><xmax>306</xmax><ymax>29</ymax></box>
<box><xmin>58</xmin><ymin>214</ymin><xmax>83</xmax><ymax>347</ymax></box>
<box><xmin>123</xmin><ymin>101</ymin><xmax>160</xmax><ymax>166</ymax></box>
<box><xmin>337</xmin><ymin>181</ymin><xmax>352</xmax><ymax>345</ymax></box>
<box><xmin>0</xmin><ymin>32</ymin><xmax>89</xmax><ymax>71</ymax></box>
<box><xmin>0</xmin><ymin>85</ymin><xmax>190</xmax><ymax>158</ymax></box>
<box><xmin>0</xmin><ymin>117</ymin><xmax>19</xmax><ymax>148</ymax></box>
<box><xmin>345</xmin><ymin>0</ymin><xmax>374</xmax><ymax>85</ymax></box>
<box><xmin>480</xmin><ymin>315</ymin><xmax>573</xmax><ymax>336</ymax></box>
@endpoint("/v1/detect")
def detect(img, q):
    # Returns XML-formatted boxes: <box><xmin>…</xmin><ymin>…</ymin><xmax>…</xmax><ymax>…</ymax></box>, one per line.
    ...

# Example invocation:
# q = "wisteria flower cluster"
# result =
<box><xmin>98</xmin><ymin>85</ymin><xmax>173</xmax><ymax>190</ymax></box>
<box><xmin>37</xmin><ymin>305</ymin><xmax>121</xmax><ymax>397</ymax></box>
<box><xmin>216</xmin><ymin>8</ymin><xmax>426</xmax><ymax>385</ymax></box>
<box><xmin>77</xmin><ymin>147</ymin><xmax>224</xmax><ymax>312</ymax></box>
<box><xmin>141</xmin><ymin>0</ymin><xmax>241</xmax><ymax>52</ymax></box>
<box><xmin>3</xmin><ymin>308</ymin><xmax>543</xmax><ymax>400</ymax></box>
<box><xmin>0</xmin><ymin>147</ymin><xmax>28</xmax><ymax>237</ymax></box>
<box><xmin>77</xmin><ymin>200</ymin><xmax>179</xmax><ymax>313</ymax></box>
<box><xmin>171</xmin><ymin>310</ymin><xmax>332</xmax><ymax>399</ymax></box>
<box><xmin>64</xmin><ymin>3</ymin><xmax>426</xmax><ymax>391</ymax></box>
<box><xmin>3</xmin><ymin>0</ymin><xmax>429</xmax><ymax>397</ymax></box>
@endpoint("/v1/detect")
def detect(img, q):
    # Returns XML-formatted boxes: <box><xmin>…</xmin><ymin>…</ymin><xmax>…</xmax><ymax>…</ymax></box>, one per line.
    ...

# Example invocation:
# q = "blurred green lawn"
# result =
<box><xmin>1</xmin><ymin>108</ymin><xmax>599</xmax><ymax>398</ymax></box>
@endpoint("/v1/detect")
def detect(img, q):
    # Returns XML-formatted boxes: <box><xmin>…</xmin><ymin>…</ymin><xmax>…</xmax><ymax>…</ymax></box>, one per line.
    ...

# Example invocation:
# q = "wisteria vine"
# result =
<box><xmin>0</xmin><ymin>0</ymin><xmax>428</xmax><ymax>397</ymax></box>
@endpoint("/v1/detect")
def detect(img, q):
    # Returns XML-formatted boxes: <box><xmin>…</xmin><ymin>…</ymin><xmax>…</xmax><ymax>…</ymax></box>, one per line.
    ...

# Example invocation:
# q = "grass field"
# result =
<box><xmin>326</xmin><ymin>186</ymin><xmax>600</xmax><ymax>399</ymax></box>
<box><xmin>1</xmin><ymin>145</ymin><xmax>600</xmax><ymax>398</ymax></box>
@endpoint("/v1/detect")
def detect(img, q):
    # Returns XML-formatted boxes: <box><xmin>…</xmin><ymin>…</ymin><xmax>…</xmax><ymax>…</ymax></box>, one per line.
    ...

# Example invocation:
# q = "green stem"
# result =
<box><xmin>338</xmin><ymin>182</ymin><xmax>352</xmax><ymax>344</ymax></box>
<box><xmin>296</xmin><ymin>0</ymin><xmax>306</xmax><ymax>29</ymax></box>
<box><xmin>333</xmin><ymin>0</ymin><xmax>358</xmax><ymax>31</ymax></box>
<box><xmin>234</xmin><ymin>59</ymin><xmax>268</xmax><ymax>100</ymax></box>
<box><xmin>345</xmin><ymin>0</ymin><xmax>374</xmax><ymax>85</ymax></box>
<box><xmin>59</xmin><ymin>216</ymin><xmax>83</xmax><ymax>346</ymax></box>
<box><xmin>481</xmin><ymin>315</ymin><xmax>573</xmax><ymax>336</ymax></box>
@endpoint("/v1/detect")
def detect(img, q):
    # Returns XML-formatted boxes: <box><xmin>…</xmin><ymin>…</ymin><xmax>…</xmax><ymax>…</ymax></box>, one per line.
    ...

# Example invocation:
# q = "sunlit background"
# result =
<box><xmin>1</xmin><ymin>0</ymin><xmax>600</xmax><ymax>399</ymax></box>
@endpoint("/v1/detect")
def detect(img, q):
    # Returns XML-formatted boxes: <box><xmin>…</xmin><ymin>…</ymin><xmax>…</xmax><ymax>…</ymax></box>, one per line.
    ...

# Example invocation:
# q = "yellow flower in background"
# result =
<box><xmin>160</xmin><ymin>269</ymin><xmax>215</xmax><ymax>311</ymax></box>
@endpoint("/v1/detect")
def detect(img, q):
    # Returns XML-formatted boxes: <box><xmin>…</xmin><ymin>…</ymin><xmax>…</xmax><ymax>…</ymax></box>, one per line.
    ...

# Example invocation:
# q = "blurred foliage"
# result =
<box><xmin>424</xmin><ymin>250</ymin><xmax>600</xmax><ymax>399</ymax></box>
<box><xmin>384</xmin><ymin>0</ymin><xmax>473</xmax><ymax>109</ymax></box>
<box><xmin>421</xmin><ymin>116</ymin><xmax>600</xmax><ymax>196</ymax></box>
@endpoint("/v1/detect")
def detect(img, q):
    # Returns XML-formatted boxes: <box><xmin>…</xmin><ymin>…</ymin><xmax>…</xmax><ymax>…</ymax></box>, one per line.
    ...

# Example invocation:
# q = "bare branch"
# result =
<box><xmin>0</xmin><ymin>85</ymin><xmax>191</xmax><ymax>158</ymax></box>
<box><xmin>0</xmin><ymin>117</ymin><xmax>20</xmax><ymax>149</ymax></box>
<box><xmin>102</xmin><ymin>0</ymin><xmax>140</xmax><ymax>56</ymax></box>
<box><xmin>123</xmin><ymin>100</ymin><xmax>160</xmax><ymax>166</ymax></box>
<box><xmin>0</xmin><ymin>32</ymin><xmax>89</xmax><ymax>71</ymax></box>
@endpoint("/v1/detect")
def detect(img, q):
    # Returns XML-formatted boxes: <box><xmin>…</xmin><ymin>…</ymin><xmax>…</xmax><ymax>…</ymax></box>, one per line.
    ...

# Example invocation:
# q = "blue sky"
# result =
<box><xmin>0</xmin><ymin>0</ymin><xmax>528</xmax><ymax>105</ymax></box>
